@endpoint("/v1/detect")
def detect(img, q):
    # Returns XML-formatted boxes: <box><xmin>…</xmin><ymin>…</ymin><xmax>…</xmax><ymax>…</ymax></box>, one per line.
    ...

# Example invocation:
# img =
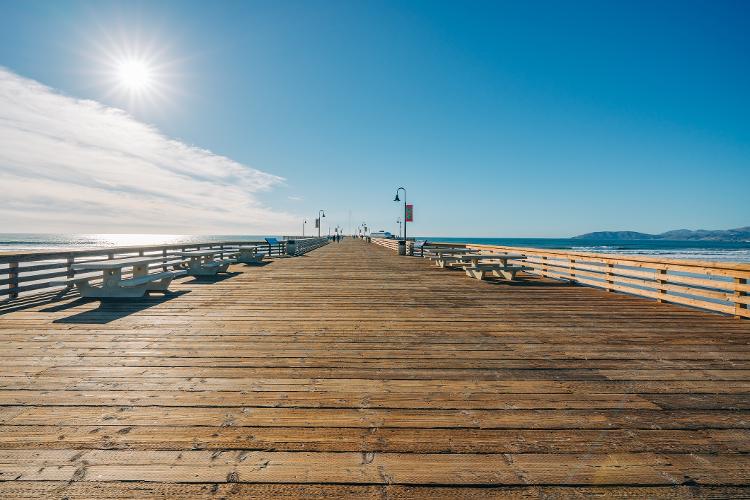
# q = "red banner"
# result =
<box><xmin>405</xmin><ymin>204</ymin><xmax>413</xmax><ymax>222</ymax></box>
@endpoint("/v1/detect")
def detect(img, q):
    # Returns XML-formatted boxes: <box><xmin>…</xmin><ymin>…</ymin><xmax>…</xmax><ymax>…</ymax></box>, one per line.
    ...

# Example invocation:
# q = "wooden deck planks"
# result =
<box><xmin>1</xmin><ymin>239</ymin><xmax>749</xmax><ymax>498</ymax></box>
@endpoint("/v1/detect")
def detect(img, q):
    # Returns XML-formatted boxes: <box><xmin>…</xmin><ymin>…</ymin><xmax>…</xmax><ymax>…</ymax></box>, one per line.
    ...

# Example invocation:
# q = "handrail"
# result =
<box><xmin>372</xmin><ymin>238</ymin><xmax>750</xmax><ymax>319</ymax></box>
<box><xmin>467</xmin><ymin>243</ymin><xmax>750</xmax><ymax>319</ymax></box>
<box><xmin>286</xmin><ymin>237</ymin><xmax>329</xmax><ymax>256</ymax></box>
<box><xmin>0</xmin><ymin>240</ymin><xmax>286</xmax><ymax>300</ymax></box>
<box><xmin>371</xmin><ymin>238</ymin><xmax>401</xmax><ymax>252</ymax></box>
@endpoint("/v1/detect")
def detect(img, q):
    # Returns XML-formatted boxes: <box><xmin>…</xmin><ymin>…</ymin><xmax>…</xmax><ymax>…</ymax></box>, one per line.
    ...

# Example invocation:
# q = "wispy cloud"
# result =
<box><xmin>287</xmin><ymin>196</ymin><xmax>304</xmax><ymax>202</ymax></box>
<box><xmin>0</xmin><ymin>67</ymin><xmax>296</xmax><ymax>233</ymax></box>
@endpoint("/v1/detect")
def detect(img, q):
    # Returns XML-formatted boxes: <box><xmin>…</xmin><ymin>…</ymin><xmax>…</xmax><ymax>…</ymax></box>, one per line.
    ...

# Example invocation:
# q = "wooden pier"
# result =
<box><xmin>1</xmin><ymin>239</ymin><xmax>749</xmax><ymax>498</ymax></box>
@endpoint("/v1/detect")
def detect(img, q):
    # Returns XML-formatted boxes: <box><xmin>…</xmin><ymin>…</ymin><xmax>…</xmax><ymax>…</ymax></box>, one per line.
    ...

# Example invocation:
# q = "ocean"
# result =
<box><xmin>1</xmin><ymin>233</ymin><xmax>749</xmax><ymax>262</ymax></box>
<box><xmin>425</xmin><ymin>237</ymin><xmax>750</xmax><ymax>262</ymax></box>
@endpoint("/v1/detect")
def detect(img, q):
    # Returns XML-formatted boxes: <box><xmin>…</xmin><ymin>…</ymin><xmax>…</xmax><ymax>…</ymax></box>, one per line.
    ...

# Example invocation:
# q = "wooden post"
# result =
<box><xmin>8</xmin><ymin>261</ymin><xmax>19</xmax><ymax>299</ymax></box>
<box><xmin>67</xmin><ymin>256</ymin><xmax>74</xmax><ymax>279</ymax></box>
<box><xmin>220</xmin><ymin>243</ymin><xmax>225</xmax><ymax>259</ymax></box>
<box><xmin>736</xmin><ymin>278</ymin><xmax>748</xmax><ymax>319</ymax></box>
<box><xmin>541</xmin><ymin>256</ymin><xmax>548</xmax><ymax>279</ymax></box>
<box><xmin>605</xmin><ymin>263</ymin><xmax>614</xmax><ymax>292</ymax></box>
<box><xmin>162</xmin><ymin>249</ymin><xmax>168</xmax><ymax>273</ymax></box>
<box><xmin>108</xmin><ymin>252</ymin><xmax>114</xmax><ymax>260</ymax></box>
<box><xmin>569</xmin><ymin>258</ymin><xmax>576</xmax><ymax>283</ymax></box>
<box><xmin>657</xmin><ymin>269</ymin><xmax>667</xmax><ymax>303</ymax></box>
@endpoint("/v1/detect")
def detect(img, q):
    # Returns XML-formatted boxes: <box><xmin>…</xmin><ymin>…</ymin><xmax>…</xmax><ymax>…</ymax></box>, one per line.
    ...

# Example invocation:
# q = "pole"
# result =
<box><xmin>318</xmin><ymin>210</ymin><xmax>325</xmax><ymax>238</ymax></box>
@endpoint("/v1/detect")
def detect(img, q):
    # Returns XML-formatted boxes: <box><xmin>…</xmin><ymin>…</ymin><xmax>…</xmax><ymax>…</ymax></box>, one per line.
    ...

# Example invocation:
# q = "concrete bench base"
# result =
<box><xmin>52</xmin><ymin>270</ymin><xmax>184</xmax><ymax>298</ymax></box>
<box><xmin>464</xmin><ymin>265</ymin><xmax>526</xmax><ymax>281</ymax></box>
<box><xmin>237</xmin><ymin>252</ymin><xmax>267</xmax><ymax>264</ymax></box>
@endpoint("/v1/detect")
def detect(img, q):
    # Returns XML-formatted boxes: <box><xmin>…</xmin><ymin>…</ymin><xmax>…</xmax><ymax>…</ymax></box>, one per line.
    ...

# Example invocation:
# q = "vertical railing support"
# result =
<box><xmin>9</xmin><ymin>261</ymin><xmax>19</xmax><ymax>299</ymax></box>
<box><xmin>67</xmin><ymin>256</ymin><xmax>75</xmax><ymax>282</ymax></box>
<box><xmin>162</xmin><ymin>249</ymin><xmax>168</xmax><ymax>272</ymax></box>
<box><xmin>569</xmin><ymin>258</ymin><xmax>576</xmax><ymax>283</ymax></box>
<box><xmin>541</xmin><ymin>256</ymin><xmax>548</xmax><ymax>279</ymax></box>
<box><xmin>605</xmin><ymin>263</ymin><xmax>614</xmax><ymax>292</ymax></box>
<box><xmin>736</xmin><ymin>278</ymin><xmax>748</xmax><ymax>319</ymax></box>
<box><xmin>657</xmin><ymin>269</ymin><xmax>667</xmax><ymax>303</ymax></box>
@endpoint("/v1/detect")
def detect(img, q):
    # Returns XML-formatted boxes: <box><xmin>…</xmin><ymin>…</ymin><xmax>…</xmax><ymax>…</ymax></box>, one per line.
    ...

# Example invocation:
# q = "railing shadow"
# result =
<box><xmin>0</xmin><ymin>288</ymin><xmax>81</xmax><ymax>315</ymax></box>
<box><xmin>50</xmin><ymin>291</ymin><xmax>190</xmax><ymax>324</ymax></box>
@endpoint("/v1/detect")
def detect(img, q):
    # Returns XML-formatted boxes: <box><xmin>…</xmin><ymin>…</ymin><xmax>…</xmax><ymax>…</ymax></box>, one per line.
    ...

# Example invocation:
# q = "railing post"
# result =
<box><xmin>541</xmin><ymin>256</ymin><xmax>548</xmax><ymax>279</ymax></box>
<box><xmin>8</xmin><ymin>261</ymin><xmax>19</xmax><ymax>299</ymax></box>
<box><xmin>569</xmin><ymin>258</ymin><xmax>576</xmax><ymax>283</ymax></box>
<box><xmin>67</xmin><ymin>256</ymin><xmax>75</xmax><ymax>279</ymax></box>
<box><xmin>657</xmin><ymin>269</ymin><xmax>667</xmax><ymax>303</ymax></box>
<box><xmin>605</xmin><ymin>263</ymin><xmax>614</xmax><ymax>292</ymax></box>
<box><xmin>736</xmin><ymin>278</ymin><xmax>748</xmax><ymax>319</ymax></box>
<box><xmin>162</xmin><ymin>249</ymin><xmax>168</xmax><ymax>272</ymax></box>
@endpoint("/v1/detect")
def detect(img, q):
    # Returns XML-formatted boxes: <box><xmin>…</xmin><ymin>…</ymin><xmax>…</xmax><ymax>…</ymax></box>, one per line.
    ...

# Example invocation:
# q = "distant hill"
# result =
<box><xmin>574</xmin><ymin>227</ymin><xmax>750</xmax><ymax>242</ymax></box>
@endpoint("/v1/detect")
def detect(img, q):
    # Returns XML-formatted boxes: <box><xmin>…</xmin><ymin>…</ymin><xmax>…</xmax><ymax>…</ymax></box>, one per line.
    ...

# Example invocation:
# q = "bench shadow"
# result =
<box><xmin>51</xmin><ymin>291</ymin><xmax>190</xmax><ymax>324</ymax></box>
<box><xmin>181</xmin><ymin>272</ymin><xmax>241</xmax><ymax>285</ymax></box>
<box><xmin>481</xmin><ymin>276</ymin><xmax>572</xmax><ymax>287</ymax></box>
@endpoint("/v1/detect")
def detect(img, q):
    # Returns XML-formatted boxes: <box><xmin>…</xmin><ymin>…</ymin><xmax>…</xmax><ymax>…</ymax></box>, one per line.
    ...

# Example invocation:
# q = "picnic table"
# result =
<box><xmin>430</xmin><ymin>249</ymin><xmax>477</xmax><ymax>268</ymax></box>
<box><xmin>175</xmin><ymin>250</ymin><xmax>237</xmax><ymax>276</ymax></box>
<box><xmin>460</xmin><ymin>253</ymin><xmax>528</xmax><ymax>281</ymax></box>
<box><xmin>55</xmin><ymin>256</ymin><xmax>186</xmax><ymax>298</ymax></box>
<box><xmin>237</xmin><ymin>245</ymin><xmax>267</xmax><ymax>264</ymax></box>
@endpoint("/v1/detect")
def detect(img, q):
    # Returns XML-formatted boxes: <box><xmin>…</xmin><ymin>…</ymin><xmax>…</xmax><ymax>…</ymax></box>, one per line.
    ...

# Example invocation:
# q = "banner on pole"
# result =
<box><xmin>405</xmin><ymin>204</ymin><xmax>414</xmax><ymax>222</ymax></box>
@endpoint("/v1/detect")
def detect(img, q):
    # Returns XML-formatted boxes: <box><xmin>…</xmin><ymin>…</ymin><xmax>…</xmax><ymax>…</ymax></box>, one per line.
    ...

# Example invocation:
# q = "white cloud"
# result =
<box><xmin>0</xmin><ymin>67</ymin><xmax>297</xmax><ymax>233</ymax></box>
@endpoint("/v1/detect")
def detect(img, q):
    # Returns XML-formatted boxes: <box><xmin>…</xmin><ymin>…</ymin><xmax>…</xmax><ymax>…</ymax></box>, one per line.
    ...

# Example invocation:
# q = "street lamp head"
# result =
<box><xmin>393</xmin><ymin>193</ymin><xmax>400</xmax><ymax>202</ymax></box>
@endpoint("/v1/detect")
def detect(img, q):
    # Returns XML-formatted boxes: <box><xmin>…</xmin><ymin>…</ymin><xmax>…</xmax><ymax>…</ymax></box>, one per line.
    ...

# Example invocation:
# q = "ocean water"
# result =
<box><xmin>1</xmin><ymin>233</ymin><xmax>749</xmax><ymax>262</ymax></box>
<box><xmin>424</xmin><ymin>237</ymin><xmax>750</xmax><ymax>262</ymax></box>
<box><xmin>0</xmin><ymin>233</ymin><xmax>277</xmax><ymax>252</ymax></box>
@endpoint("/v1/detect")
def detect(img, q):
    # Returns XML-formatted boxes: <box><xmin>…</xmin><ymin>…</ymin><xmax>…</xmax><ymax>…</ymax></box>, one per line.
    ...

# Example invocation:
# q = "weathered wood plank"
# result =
<box><xmin>1</xmin><ymin>239</ymin><xmax>749</xmax><ymax>494</ymax></box>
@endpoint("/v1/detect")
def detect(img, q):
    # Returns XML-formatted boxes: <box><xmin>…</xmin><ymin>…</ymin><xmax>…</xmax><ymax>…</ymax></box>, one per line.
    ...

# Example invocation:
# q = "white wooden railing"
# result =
<box><xmin>372</xmin><ymin>238</ymin><xmax>750</xmax><ymax>319</ymax></box>
<box><xmin>0</xmin><ymin>237</ymin><xmax>327</xmax><ymax>301</ymax></box>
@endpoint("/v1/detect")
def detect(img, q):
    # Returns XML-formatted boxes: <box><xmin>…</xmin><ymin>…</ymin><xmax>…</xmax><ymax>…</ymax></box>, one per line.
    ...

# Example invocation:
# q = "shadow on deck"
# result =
<box><xmin>0</xmin><ymin>239</ymin><xmax>749</xmax><ymax>498</ymax></box>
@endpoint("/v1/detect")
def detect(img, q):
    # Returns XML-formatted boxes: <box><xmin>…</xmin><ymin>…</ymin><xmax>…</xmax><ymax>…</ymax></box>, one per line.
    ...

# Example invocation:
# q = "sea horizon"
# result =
<box><xmin>2</xmin><ymin>232</ymin><xmax>749</xmax><ymax>262</ymax></box>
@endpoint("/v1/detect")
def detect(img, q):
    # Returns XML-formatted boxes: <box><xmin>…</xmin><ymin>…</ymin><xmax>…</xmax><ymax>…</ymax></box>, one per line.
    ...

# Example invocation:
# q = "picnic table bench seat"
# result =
<box><xmin>463</xmin><ymin>263</ymin><xmax>526</xmax><ymax>281</ymax></box>
<box><xmin>119</xmin><ymin>270</ymin><xmax>186</xmax><ymax>288</ymax></box>
<box><xmin>237</xmin><ymin>245</ymin><xmax>267</xmax><ymax>264</ymax></box>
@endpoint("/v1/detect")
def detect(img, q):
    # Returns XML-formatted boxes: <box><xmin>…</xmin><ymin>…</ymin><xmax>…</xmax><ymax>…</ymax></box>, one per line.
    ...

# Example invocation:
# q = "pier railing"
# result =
<box><xmin>371</xmin><ymin>238</ymin><xmax>402</xmax><ymax>252</ymax></box>
<box><xmin>0</xmin><ymin>237</ymin><xmax>328</xmax><ymax>300</ymax></box>
<box><xmin>372</xmin><ymin>238</ymin><xmax>750</xmax><ymax>319</ymax></box>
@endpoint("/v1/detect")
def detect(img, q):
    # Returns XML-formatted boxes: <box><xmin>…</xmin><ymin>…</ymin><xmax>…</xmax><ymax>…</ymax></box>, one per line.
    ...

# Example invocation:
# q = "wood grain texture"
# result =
<box><xmin>1</xmin><ymin>239</ymin><xmax>749</xmax><ymax>498</ymax></box>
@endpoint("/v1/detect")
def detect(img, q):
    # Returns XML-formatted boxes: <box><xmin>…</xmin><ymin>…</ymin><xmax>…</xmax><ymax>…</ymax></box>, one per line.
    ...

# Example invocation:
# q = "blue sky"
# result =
<box><xmin>0</xmin><ymin>0</ymin><xmax>748</xmax><ymax>236</ymax></box>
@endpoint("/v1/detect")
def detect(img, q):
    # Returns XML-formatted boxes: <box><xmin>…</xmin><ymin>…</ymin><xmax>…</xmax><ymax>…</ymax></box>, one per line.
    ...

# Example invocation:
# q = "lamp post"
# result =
<box><xmin>303</xmin><ymin>219</ymin><xmax>307</xmax><ymax>237</ymax></box>
<box><xmin>394</xmin><ymin>187</ymin><xmax>407</xmax><ymax>242</ymax></box>
<box><xmin>397</xmin><ymin>218</ymin><xmax>402</xmax><ymax>239</ymax></box>
<box><xmin>317</xmin><ymin>210</ymin><xmax>325</xmax><ymax>238</ymax></box>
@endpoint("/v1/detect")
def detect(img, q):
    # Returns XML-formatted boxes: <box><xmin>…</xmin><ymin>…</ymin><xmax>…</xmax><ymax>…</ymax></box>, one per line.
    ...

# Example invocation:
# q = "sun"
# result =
<box><xmin>82</xmin><ymin>28</ymin><xmax>182</xmax><ymax>111</ymax></box>
<box><xmin>117</xmin><ymin>60</ymin><xmax>152</xmax><ymax>90</ymax></box>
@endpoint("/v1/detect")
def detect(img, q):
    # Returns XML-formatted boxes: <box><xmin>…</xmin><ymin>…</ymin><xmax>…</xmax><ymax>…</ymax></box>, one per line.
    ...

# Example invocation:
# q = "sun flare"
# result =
<box><xmin>117</xmin><ymin>60</ymin><xmax>152</xmax><ymax>90</ymax></box>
